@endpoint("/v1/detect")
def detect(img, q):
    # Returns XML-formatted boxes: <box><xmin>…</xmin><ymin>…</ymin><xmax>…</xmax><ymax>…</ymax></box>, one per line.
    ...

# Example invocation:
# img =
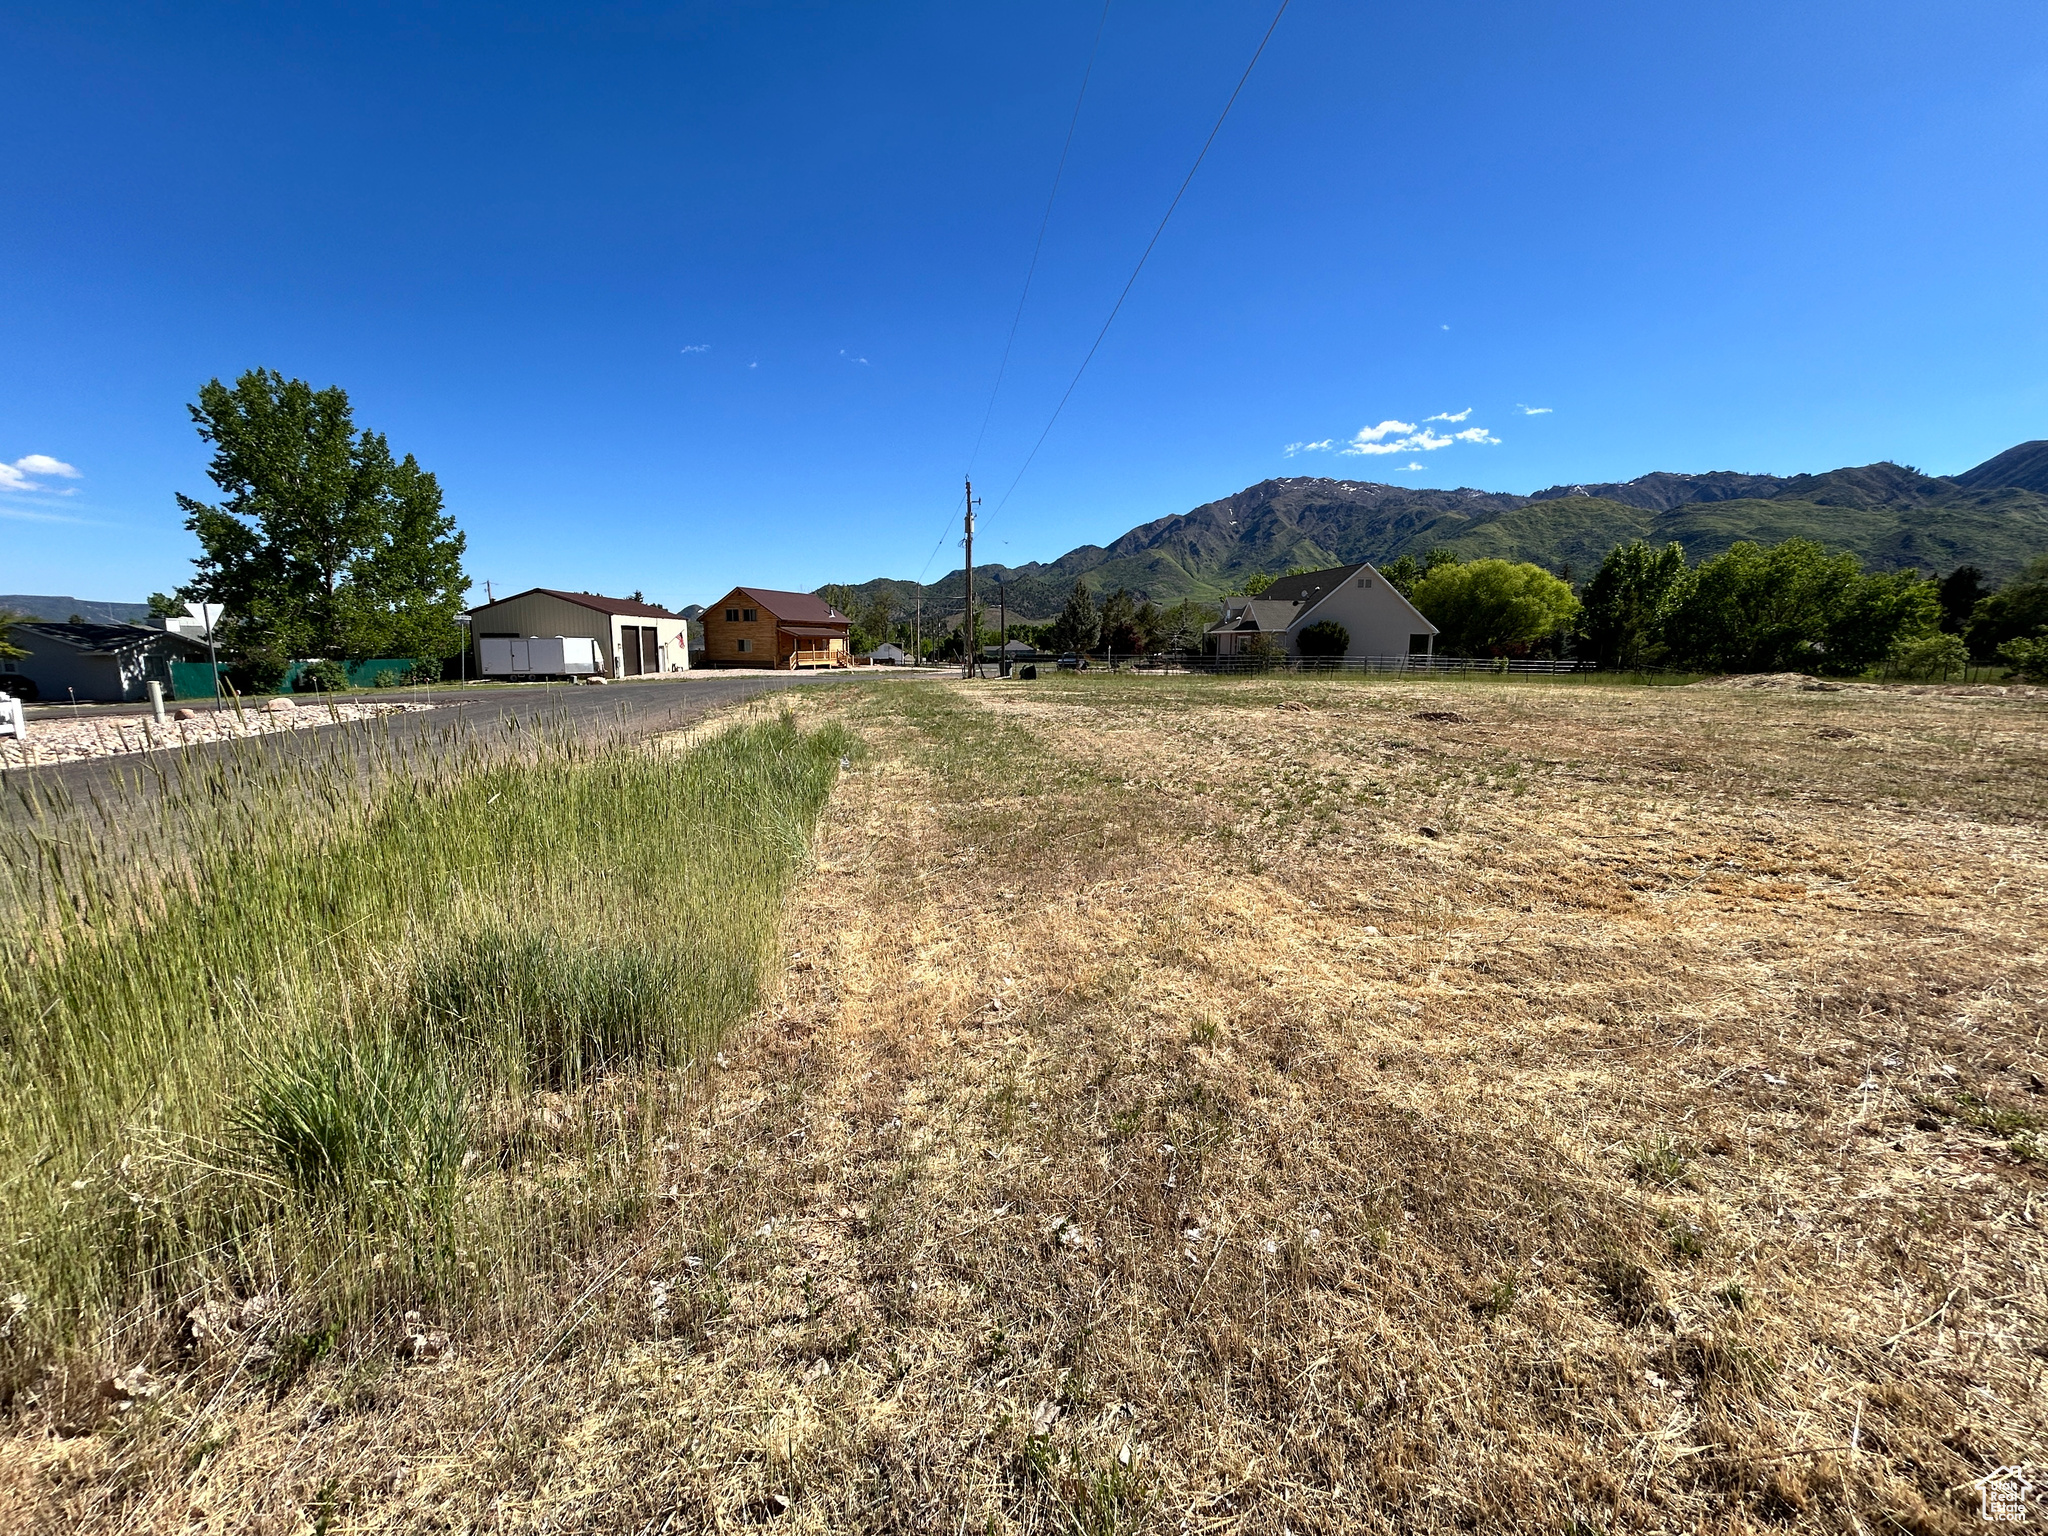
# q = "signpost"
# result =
<box><xmin>193</xmin><ymin>603</ymin><xmax>226</xmax><ymax>708</ymax></box>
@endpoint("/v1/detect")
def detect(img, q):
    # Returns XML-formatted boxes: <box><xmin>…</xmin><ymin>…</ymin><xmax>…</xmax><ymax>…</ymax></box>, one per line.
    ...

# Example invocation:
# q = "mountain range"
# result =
<box><xmin>835</xmin><ymin>440</ymin><xmax>2048</xmax><ymax>620</ymax></box>
<box><xmin>0</xmin><ymin>595</ymin><xmax>155</xmax><ymax>625</ymax></box>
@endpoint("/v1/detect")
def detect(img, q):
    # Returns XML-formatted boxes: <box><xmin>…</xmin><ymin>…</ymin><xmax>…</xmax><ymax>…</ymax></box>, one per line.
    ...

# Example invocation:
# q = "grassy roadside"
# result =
<box><xmin>3</xmin><ymin>671</ymin><xmax>2043</xmax><ymax>1532</ymax></box>
<box><xmin>0</xmin><ymin>704</ymin><xmax>854</xmax><ymax>1417</ymax></box>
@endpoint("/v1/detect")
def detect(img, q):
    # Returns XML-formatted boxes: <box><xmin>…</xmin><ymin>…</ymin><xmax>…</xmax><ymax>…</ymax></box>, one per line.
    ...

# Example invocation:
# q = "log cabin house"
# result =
<box><xmin>698</xmin><ymin>588</ymin><xmax>853</xmax><ymax>669</ymax></box>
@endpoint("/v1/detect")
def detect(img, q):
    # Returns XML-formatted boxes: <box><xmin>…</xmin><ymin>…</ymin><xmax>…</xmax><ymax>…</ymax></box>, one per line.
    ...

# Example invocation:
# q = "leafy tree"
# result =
<box><xmin>147</xmin><ymin>592</ymin><xmax>186</xmax><ymax>621</ymax></box>
<box><xmin>1382</xmin><ymin>549</ymin><xmax>1458</xmax><ymax>600</ymax></box>
<box><xmin>1098</xmin><ymin>588</ymin><xmax>1143</xmax><ymax>654</ymax></box>
<box><xmin>1824</xmin><ymin>568</ymin><xmax>1940</xmax><ymax>675</ymax></box>
<box><xmin>1965</xmin><ymin>557</ymin><xmax>2048</xmax><ymax>661</ymax></box>
<box><xmin>0</xmin><ymin>609</ymin><xmax>27</xmax><ymax>662</ymax></box>
<box><xmin>1049</xmin><ymin>581</ymin><xmax>1099</xmax><ymax>653</ymax></box>
<box><xmin>1297</xmin><ymin>619</ymin><xmax>1349</xmax><ymax>657</ymax></box>
<box><xmin>1410</xmin><ymin>559</ymin><xmax>1579</xmax><ymax>656</ymax></box>
<box><xmin>1133</xmin><ymin>600</ymin><xmax>1164</xmax><ymax>652</ymax></box>
<box><xmin>2000</xmin><ymin>633</ymin><xmax>2048</xmax><ymax>683</ymax></box>
<box><xmin>1236</xmin><ymin>572</ymin><xmax>1275</xmax><ymax>596</ymax></box>
<box><xmin>1577</xmin><ymin>540</ymin><xmax>1686</xmax><ymax>670</ymax></box>
<box><xmin>1936</xmin><ymin>566</ymin><xmax>1988</xmax><ymax>633</ymax></box>
<box><xmin>178</xmin><ymin>370</ymin><xmax>468</xmax><ymax>681</ymax></box>
<box><xmin>861</xmin><ymin>593</ymin><xmax>895</xmax><ymax>649</ymax></box>
<box><xmin>1658</xmin><ymin>540</ymin><xmax>1861</xmax><ymax>673</ymax></box>
<box><xmin>1241</xmin><ymin>632</ymin><xmax>1285</xmax><ymax>668</ymax></box>
<box><xmin>1889</xmin><ymin>632</ymin><xmax>1969</xmax><ymax>681</ymax></box>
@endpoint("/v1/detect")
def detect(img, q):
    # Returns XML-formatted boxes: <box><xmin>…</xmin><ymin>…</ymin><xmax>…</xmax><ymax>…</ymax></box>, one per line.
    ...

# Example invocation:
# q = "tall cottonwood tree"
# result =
<box><xmin>178</xmin><ymin>370</ymin><xmax>468</xmax><ymax>681</ymax></box>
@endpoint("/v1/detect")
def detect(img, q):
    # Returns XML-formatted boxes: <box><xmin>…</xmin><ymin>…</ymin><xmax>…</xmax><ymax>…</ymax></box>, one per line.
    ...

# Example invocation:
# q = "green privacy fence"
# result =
<box><xmin>167</xmin><ymin>659</ymin><xmax>430</xmax><ymax>700</ymax></box>
<box><xmin>168</xmin><ymin>661</ymin><xmax>225</xmax><ymax>700</ymax></box>
<box><xmin>281</xmin><ymin>658</ymin><xmax>429</xmax><ymax>692</ymax></box>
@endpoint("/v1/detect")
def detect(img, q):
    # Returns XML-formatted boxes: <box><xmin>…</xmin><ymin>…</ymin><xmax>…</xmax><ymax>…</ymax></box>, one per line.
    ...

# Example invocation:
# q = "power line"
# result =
<box><xmin>966</xmin><ymin>0</ymin><xmax>1114</xmax><ymax>479</ymax></box>
<box><xmin>988</xmin><ymin>0</ymin><xmax>1293</xmax><ymax>522</ymax></box>
<box><xmin>917</xmin><ymin>2</ymin><xmax>1114</xmax><ymax>589</ymax></box>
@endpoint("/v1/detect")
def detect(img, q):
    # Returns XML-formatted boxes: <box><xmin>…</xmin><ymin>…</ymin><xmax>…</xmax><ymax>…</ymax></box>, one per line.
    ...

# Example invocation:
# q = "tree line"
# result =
<box><xmin>827</xmin><ymin>539</ymin><xmax>2048</xmax><ymax>681</ymax></box>
<box><xmin>1374</xmin><ymin>541</ymin><xmax>2046</xmax><ymax>678</ymax></box>
<box><xmin>1564</xmin><ymin>540</ymin><xmax>2048</xmax><ymax>678</ymax></box>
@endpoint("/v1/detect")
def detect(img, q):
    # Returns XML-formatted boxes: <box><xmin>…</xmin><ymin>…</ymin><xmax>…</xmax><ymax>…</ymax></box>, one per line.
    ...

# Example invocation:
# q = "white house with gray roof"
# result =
<box><xmin>1206</xmin><ymin>563</ymin><xmax>1436</xmax><ymax>660</ymax></box>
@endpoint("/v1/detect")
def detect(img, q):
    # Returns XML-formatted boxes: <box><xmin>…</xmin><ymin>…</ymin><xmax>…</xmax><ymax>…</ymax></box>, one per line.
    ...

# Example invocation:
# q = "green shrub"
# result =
<box><xmin>295</xmin><ymin>658</ymin><xmax>350</xmax><ymax>694</ymax></box>
<box><xmin>2000</xmin><ymin>633</ymin><xmax>2048</xmax><ymax>684</ymax></box>
<box><xmin>1889</xmin><ymin>631</ymin><xmax>1969</xmax><ymax>681</ymax></box>
<box><xmin>1297</xmin><ymin>620</ymin><xmax>1350</xmax><ymax>658</ymax></box>
<box><xmin>230</xmin><ymin>1031</ymin><xmax>465</xmax><ymax>1209</ymax></box>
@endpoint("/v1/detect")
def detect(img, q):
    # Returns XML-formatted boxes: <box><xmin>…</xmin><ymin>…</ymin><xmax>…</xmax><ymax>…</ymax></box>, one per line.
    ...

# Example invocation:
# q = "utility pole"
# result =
<box><xmin>962</xmin><ymin>475</ymin><xmax>982</xmax><ymax>679</ymax></box>
<box><xmin>914</xmin><ymin>586</ymin><xmax>922</xmax><ymax>668</ymax></box>
<box><xmin>998</xmin><ymin>575</ymin><xmax>1008</xmax><ymax>677</ymax></box>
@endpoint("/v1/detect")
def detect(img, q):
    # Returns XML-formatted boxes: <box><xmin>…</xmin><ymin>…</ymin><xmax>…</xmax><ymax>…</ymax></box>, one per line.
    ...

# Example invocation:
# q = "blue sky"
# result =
<box><xmin>4</xmin><ymin>1</ymin><xmax>2045</xmax><ymax>609</ymax></box>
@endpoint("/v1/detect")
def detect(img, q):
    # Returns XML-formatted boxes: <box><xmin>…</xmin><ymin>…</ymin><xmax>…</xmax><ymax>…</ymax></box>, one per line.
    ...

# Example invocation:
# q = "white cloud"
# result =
<box><xmin>839</xmin><ymin>349</ymin><xmax>869</xmax><ymax>365</ymax></box>
<box><xmin>1</xmin><ymin>454</ymin><xmax>82</xmax><ymax>494</ymax></box>
<box><xmin>1294</xmin><ymin>414</ymin><xmax>1501</xmax><ymax>461</ymax></box>
<box><xmin>1515</xmin><ymin>404</ymin><xmax>1552</xmax><ymax>415</ymax></box>
<box><xmin>15</xmin><ymin>454</ymin><xmax>79</xmax><ymax>477</ymax></box>
<box><xmin>679</xmin><ymin>343</ymin><xmax>711</xmax><ymax>354</ymax></box>
<box><xmin>0</xmin><ymin>502</ymin><xmax>88</xmax><ymax>523</ymax></box>
<box><xmin>1347</xmin><ymin>426</ymin><xmax>1456</xmax><ymax>456</ymax></box>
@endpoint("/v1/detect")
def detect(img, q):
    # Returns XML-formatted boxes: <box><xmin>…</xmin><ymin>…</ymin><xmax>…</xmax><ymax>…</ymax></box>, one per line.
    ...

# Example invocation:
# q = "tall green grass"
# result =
<box><xmin>0</xmin><ymin>707</ymin><xmax>852</xmax><ymax>1398</ymax></box>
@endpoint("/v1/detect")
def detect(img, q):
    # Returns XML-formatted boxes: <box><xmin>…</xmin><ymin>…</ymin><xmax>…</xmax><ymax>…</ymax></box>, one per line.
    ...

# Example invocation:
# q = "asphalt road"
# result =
<box><xmin>2</xmin><ymin>670</ymin><xmax>911</xmax><ymax>810</ymax></box>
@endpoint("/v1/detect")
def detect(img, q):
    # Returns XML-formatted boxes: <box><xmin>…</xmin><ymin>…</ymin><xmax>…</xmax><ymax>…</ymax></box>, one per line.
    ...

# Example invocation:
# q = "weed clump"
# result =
<box><xmin>231</xmin><ymin>1031</ymin><xmax>464</xmax><ymax>1210</ymax></box>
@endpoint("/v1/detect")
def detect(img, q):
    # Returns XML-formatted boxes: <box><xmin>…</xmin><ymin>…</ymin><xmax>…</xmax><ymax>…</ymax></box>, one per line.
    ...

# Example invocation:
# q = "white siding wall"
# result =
<box><xmin>1289</xmin><ymin>573</ymin><xmax>1436</xmax><ymax>658</ymax></box>
<box><xmin>467</xmin><ymin>593</ymin><xmax>690</xmax><ymax>676</ymax></box>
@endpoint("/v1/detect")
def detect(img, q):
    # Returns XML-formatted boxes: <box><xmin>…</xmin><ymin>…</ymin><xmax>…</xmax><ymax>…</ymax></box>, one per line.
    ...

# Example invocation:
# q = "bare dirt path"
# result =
<box><xmin>5</xmin><ymin>674</ymin><xmax>2043</xmax><ymax>1534</ymax></box>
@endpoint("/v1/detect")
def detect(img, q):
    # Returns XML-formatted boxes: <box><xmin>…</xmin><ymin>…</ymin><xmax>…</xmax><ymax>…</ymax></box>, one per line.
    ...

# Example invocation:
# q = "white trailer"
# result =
<box><xmin>478</xmin><ymin>636</ymin><xmax>602</xmax><ymax>678</ymax></box>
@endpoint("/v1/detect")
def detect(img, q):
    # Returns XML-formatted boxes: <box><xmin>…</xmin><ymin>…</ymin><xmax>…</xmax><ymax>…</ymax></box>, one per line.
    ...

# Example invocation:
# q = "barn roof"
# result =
<box><xmin>469</xmin><ymin>588</ymin><xmax>683</xmax><ymax>619</ymax></box>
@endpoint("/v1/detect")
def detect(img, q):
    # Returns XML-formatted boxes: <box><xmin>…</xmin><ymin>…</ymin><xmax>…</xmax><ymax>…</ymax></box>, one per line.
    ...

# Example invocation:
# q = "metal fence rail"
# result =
<box><xmin>992</xmin><ymin>651</ymin><xmax>1596</xmax><ymax>676</ymax></box>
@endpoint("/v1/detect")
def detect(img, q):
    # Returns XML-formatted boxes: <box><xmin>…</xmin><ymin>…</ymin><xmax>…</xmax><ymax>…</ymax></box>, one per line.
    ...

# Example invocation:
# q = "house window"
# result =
<box><xmin>737</xmin><ymin>638</ymin><xmax>752</xmax><ymax>654</ymax></box>
<box><xmin>1408</xmin><ymin>634</ymin><xmax>1432</xmax><ymax>654</ymax></box>
<box><xmin>724</xmin><ymin>608</ymin><xmax>739</xmax><ymax>623</ymax></box>
<box><xmin>1357</xmin><ymin>577</ymin><xmax>1372</xmax><ymax>587</ymax></box>
<box><xmin>741</xmin><ymin>608</ymin><xmax>757</xmax><ymax>622</ymax></box>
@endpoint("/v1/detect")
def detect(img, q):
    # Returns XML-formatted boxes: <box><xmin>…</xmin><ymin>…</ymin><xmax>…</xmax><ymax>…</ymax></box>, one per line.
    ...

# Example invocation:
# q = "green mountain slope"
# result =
<box><xmin>1953</xmin><ymin>439</ymin><xmax>2048</xmax><ymax>495</ymax></box>
<box><xmin>828</xmin><ymin>445</ymin><xmax>2048</xmax><ymax>619</ymax></box>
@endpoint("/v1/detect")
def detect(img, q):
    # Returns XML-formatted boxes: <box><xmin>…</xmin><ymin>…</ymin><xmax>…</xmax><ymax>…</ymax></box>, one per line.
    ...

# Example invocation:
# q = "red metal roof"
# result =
<box><xmin>725</xmin><ymin>587</ymin><xmax>849</xmax><ymax>625</ymax></box>
<box><xmin>469</xmin><ymin>587</ymin><xmax>683</xmax><ymax>619</ymax></box>
<box><xmin>778</xmin><ymin>623</ymin><xmax>847</xmax><ymax>638</ymax></box>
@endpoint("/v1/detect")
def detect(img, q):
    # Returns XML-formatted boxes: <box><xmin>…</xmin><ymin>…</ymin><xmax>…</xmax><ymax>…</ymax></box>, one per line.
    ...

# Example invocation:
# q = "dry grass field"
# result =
<box><xmin>5</xmin><ymin>672</ymin><xmax>2045</xmax><ymax>1533</ymax></box>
